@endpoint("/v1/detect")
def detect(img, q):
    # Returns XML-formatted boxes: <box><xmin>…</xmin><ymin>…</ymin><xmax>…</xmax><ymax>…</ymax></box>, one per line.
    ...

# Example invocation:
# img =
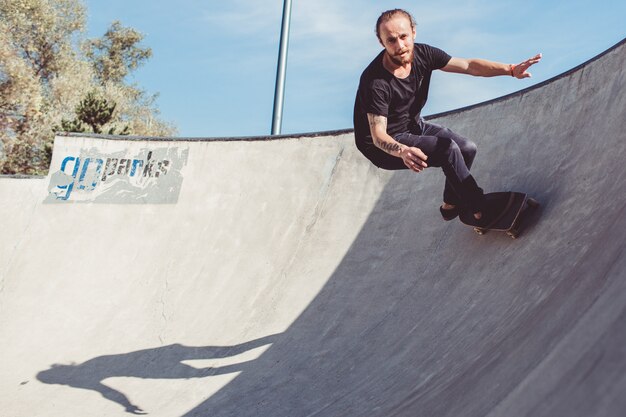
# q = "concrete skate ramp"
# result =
<box><xmin>1</xmin><ymin>39</ymin><xmax>625</xmax><ymax>417</ymax></box>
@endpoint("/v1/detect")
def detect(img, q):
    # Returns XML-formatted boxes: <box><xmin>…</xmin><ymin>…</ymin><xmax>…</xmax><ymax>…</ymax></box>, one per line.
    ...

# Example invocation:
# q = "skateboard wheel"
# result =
<box><xmin>474</xmin><ymin>227</ymin><xmax>485</xmax><ymax>235</ymax></box>
<box><xmin>527</xmin><ymin>198</ymin><xmax>540</xmax><ymax>208</ymax></box>
<box><xmin>507</xmin><ymin>230</ymin><xmax>519</xmax><ymax>239</ymax></box>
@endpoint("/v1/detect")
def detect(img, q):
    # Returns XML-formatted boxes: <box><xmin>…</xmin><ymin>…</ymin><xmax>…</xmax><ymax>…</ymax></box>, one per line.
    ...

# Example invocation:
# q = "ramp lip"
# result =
<box><xmin>0</xmin><ymin>174</ymin><xmax>46</xmax><ymax>179</ymax></box>
<box><xmin>56</xmin><ymin>128</ymin><xmax>354</xmax><ymax>142</ymax></box>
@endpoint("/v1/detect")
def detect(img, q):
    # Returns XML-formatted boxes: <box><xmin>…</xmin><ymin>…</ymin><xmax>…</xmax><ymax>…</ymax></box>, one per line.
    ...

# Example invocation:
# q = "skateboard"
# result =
<box><xmin>459</xmin><ymin>192</ymin><xmax>539</xmax><ymax>239</ymax></box>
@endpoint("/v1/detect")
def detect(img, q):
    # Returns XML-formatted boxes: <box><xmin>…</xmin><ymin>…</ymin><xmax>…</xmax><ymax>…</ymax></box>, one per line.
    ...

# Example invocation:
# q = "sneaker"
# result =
<box><xmin>440</xmin><ymin>205</ymin><xmax>460</xmax><ymax>221</ymax></box>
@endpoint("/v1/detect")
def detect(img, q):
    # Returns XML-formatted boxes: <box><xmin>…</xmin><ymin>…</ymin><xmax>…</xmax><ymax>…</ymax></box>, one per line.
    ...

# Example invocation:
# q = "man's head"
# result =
<box><xmin>376</xmin><ymin>9</ymin><xmax>417</xmax><ymax>66</ymax></box>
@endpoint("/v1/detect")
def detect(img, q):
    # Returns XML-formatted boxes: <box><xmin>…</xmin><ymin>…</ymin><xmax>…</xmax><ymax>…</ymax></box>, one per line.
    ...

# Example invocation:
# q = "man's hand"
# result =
<box><xmin>400</xmin><ymin>146</ymin><xmax>428</xmax><ymax>173</ymax></box>
<box><xmin>512</xmin><ymin>53</ymin><xmax>542</xmax><ymax>79</ymax></box>
<box><xmin>366</xmin><ymin>112</ymin><xmax>428</xmax><ymax>173</ymax></box>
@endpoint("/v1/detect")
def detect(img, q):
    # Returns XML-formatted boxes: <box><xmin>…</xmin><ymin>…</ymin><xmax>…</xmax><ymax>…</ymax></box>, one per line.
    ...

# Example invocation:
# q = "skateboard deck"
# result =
<box><xmin>459</xmin><ymin>192</ymin><xmax>539</xmax><ymax>238</ymax></box>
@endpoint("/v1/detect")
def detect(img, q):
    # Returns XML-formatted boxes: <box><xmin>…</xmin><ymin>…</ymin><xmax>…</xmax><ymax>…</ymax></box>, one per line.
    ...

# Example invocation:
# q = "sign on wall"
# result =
<box><xmin>45</xmin><ymin>143</ymin><xmax>189</xmax><ymax>204</ymax></box>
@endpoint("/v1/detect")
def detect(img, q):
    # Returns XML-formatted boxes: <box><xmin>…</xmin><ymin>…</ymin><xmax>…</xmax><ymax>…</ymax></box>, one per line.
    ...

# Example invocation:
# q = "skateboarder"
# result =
<box><xmin>354</xmin><ymin>8</ymin><xmax>541</xmax><ymax>222</ymax></box>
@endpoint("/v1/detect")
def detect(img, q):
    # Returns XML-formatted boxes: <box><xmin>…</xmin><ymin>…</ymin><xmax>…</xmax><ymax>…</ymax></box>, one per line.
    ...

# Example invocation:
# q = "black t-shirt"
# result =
<box><xmin>353</xmin><ymin>43</ymin><xmax>451</xmax><ymax>169</ymax></box>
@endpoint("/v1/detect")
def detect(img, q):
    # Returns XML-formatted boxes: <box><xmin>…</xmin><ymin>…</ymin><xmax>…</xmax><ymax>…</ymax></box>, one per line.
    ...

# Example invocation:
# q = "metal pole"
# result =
<box><xmin>271</xmin><ymin>0</ymin><xmax>293</xmax><ymax>135</ymax></box>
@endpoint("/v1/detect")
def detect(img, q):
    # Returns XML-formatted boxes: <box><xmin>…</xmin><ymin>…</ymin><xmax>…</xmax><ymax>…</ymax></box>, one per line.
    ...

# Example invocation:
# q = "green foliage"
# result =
<box><xmin>75</xmin><ymin>91</ymin><xmax>116</xmax><ymax>133</ymax></box>
<box><xmin>58</xmin><ymin>91</ymin><xmax>130</xmax><ymax>135</ymax></box>
<box><xmin>0</xmin><ymin>0</ymin><xmax>175</xmax><ymax>175</ymax></box>
<box><xmin>85</xmin><ymin>20</ymin><xmax>153</xmax><ymax>84</ymax></box>
<box><xmin>0</xmin><ymin>132</ymin><xmax>53</xmax><ymax>176</ymax></box>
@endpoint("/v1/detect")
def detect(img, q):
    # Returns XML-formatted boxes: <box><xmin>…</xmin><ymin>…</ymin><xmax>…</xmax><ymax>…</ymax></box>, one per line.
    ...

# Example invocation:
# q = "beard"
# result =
<box><xmin>387</xmin><ymin>47</ymin><xmax>414</xmax><ymax>66</ymax></box>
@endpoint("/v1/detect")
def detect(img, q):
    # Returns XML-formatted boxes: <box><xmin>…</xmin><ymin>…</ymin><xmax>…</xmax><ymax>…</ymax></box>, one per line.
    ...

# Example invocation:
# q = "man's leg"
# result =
<box><xmin>395</xmin><ymin>130</ymin><xmax>485</xmax><ymax>217</ymax></box>
<box><xmin>419</xmin><ymin>121</ymin><xmax>478</xmax><ymax>207</ymax></box>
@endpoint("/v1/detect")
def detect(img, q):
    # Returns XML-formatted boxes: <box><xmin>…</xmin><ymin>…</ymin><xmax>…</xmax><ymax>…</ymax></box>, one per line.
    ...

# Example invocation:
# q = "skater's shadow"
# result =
<box><xmin>36</xmin><ymin>334</ymin><xmax>278</xmax><ymax>415</ymax></box>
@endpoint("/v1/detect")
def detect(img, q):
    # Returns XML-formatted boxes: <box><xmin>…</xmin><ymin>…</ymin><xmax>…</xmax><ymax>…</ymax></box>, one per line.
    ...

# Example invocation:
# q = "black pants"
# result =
<box><xmin>394</xmin><ymin>120</ymin><xmax>485</xmax><ymax>213</ymax></box>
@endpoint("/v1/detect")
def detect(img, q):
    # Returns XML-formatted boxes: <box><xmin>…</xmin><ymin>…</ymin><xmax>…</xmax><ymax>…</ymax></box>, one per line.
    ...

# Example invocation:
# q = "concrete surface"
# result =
<box><xmin>1</xmin><ymin>38</ymin><xmax>625</xmax><ymax>417</ymax></box>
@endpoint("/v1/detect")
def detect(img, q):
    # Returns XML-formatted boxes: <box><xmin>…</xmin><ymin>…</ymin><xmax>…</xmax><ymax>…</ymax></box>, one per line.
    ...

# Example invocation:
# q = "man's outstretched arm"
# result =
<box><xmin>441</xmin><ymin>54</ymin><xmax>542</xmax><ymax>78</ymax></box>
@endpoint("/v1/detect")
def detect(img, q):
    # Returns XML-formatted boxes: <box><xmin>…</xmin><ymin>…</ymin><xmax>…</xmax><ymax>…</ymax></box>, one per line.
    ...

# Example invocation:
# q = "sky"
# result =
<box><xmin>82</xmin><ymin>0</ymin><xmax>626</xmax><ymax>138</ymax></box>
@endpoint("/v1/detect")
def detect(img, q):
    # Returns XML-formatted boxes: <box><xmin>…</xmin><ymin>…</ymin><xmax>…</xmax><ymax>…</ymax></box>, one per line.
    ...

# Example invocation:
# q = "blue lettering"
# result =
<box><xmin>78</xmin><ymin>158</ymin><xmax>104</xmax><ymax>190</ymax></box>
<box><xmin>57</xmin><ymin>156</ymin><xmax>81</xmax><ymax>200</ymax></box>
<box><xmin>130</xmin><ymin>159</ymin><xmax>144</xmax><ymax>177</ymax></box>
<box><xmin>53</xmin><ymin>152</ymin><xmax>172</xmax><ymax>201</ymax></box>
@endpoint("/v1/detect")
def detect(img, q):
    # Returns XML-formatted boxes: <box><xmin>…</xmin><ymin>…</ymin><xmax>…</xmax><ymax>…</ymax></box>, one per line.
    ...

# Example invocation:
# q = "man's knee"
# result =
<box><xmin>435</xmin><ymin>137</ymin><xmax>454</xmax><ymax>156</ymax></box>
<box><xmin>445</xmin><ymin>138</ymin><xmax>464</xmax><ymax>159</ymax></box>
<box><xmin>458</xmin><ymin>138</ymin><xmax>477</xmax><ymax>158</ymax></box>
<box><xmin>436</xmin><ymin>138</ymin><xmax>468</xmax><ymax>171</ymax></box>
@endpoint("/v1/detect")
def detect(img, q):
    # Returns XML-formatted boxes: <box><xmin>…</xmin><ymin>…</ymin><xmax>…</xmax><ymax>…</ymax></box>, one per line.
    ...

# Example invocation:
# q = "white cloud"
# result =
<box><xmin>200</xmin><ymin>1</ymin><xmax>282</xmax><ymax>35</ymax></box>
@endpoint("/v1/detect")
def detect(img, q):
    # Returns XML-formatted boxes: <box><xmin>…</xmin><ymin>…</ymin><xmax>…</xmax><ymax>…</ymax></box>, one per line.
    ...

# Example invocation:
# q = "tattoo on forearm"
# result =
<box><xmin>367</xmin><ymin>114</ymin><xmax>401</xmax><ymax>155</ymax></box>
<box><xmin>368</xmin><ymin>114</ymin><xmax>387</xmax><ymax>130</ymax></box>
<box><xmin>375</xmin><ymin>139</ymin><xmax>401</xmax><ymax>154</ymax></box>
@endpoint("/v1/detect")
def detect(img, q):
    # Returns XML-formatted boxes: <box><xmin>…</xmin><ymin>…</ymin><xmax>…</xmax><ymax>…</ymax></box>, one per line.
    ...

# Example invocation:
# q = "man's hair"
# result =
<box><xmin>375</xmin><ymin>9</ymin><xmax>416</xmax><ymax>41</ymax></box>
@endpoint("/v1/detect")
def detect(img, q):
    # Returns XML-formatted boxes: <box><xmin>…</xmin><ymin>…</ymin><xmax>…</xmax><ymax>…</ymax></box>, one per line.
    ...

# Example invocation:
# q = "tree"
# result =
<box><xmin>58</xmin><ymin>90</ymin><xmax>130</xmax><ymax>135</ymax></box>
<box><xmin>85</xmin><ymin>20</ymin><xmax>152</xmax><ymax>84</ymax></box>
<box><xmin>0</xmin><ymin>0</ymin><xmax>175</xmax><ymax>175</ymax></box>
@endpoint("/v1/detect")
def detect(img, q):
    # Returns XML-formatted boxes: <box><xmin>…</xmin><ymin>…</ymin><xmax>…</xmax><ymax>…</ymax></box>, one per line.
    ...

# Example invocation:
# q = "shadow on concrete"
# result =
<box><xmin>36</xmin><ymin>334</ymin><xmax>278</xmax><ymax>414</ymax></box>
<box><xmin>24</xmin><ymin>38</ymin><xmax>626</xmax><ymax>417</ymax></box>
<box><xmin>179</xmin><ymin>39</ymin><xmax>626</xmax><ymax>417</ymax></box>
